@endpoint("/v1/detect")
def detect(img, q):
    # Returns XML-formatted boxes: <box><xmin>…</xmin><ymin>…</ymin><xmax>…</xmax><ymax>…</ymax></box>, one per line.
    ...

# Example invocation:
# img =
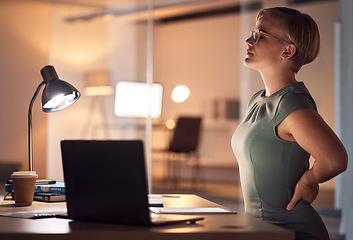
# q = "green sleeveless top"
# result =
<box><xmin>232</xmin><ymin>82</ymin><xmax>329</xmax><ymax>240</ymax></box>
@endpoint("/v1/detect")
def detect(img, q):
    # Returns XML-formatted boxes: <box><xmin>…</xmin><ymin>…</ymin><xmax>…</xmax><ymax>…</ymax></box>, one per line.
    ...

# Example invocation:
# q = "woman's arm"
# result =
<box><xmin>277</xmin><ymin>108</ymin><xmax>348</xmax><ymax>210</ymax></box>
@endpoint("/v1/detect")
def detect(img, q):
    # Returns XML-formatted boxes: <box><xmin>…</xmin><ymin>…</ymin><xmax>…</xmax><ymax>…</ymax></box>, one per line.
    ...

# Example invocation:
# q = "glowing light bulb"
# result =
<box><xmin>171</xmin><ymin>85</ymin><xmax>190</xmax><ymax>103</ymax></box>
<box><xmin>165</xmin><ymin>119</ymin><xmax>176</xmax><ymax>130</ymax></box>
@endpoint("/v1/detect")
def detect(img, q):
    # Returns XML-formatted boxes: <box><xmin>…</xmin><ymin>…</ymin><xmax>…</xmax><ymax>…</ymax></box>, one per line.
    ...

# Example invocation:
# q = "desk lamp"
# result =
<box><xmin>28</xmin><ymin>65</ymin><xmax>80</xmax><ymax>172</ymax></box>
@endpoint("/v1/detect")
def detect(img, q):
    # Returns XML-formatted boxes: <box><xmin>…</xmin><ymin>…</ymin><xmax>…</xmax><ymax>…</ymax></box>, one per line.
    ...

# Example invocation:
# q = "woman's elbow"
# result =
<box><xmin>339</xmin><ymin>157</ymin><xmax>348</xmax><ymax>174</ymax></box>
<box><xmin>334</xmin><ymin>150</ymin><xmax>348</xmax><ymax>175</ymax></box>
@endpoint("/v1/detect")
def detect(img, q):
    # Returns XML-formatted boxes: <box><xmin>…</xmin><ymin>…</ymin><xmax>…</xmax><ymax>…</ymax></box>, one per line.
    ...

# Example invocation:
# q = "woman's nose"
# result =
<box><xmin>245</xmin><ymin>36</ymin><xmax>254</xmax><ymax>46</ymax></box>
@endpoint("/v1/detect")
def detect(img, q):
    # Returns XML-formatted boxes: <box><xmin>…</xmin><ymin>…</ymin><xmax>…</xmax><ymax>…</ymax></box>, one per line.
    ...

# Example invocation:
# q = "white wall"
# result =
<box><xmin>0</xmin><ymin>1</ymin><xmax>50</xmax><ymax>178</ymax></box>
<box><xmin>154</xmin><ymin>13</ymin><xmax>241</xmax><ymax>167</ymax></box>
<box><xmin>154</xmin><ymin>15</ymin><xmax>240</xmax><ymax>121</ymax></box>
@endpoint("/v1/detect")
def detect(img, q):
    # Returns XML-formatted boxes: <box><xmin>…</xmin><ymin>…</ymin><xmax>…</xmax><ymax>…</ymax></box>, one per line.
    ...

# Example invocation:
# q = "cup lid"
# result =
<box><xmin>11</xmin><ymin>171</ymin><xmax>38</xmax><ymax>178</ymax></box>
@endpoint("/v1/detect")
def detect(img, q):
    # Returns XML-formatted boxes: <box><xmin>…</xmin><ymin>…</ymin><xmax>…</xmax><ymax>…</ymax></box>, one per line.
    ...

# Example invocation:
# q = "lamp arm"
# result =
<box><xmin>28</xmin><ymin>81</ymin><xmax>45</xmax><ymax>172</ymax></box>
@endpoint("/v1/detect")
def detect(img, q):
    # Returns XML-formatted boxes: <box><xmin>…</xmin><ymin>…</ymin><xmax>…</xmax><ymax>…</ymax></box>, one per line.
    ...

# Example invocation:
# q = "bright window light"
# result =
<box><xmin>114</xmin><ymin>81</ymin><xmax>163</xmax><ymax>118</ymax></box>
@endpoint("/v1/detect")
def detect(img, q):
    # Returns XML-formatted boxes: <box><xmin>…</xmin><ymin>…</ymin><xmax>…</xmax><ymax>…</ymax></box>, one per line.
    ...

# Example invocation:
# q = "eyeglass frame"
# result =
<box><xmin>249</xmin><ymin>29</ymin><xmax>292</xmax><ymax>45</ymax></box>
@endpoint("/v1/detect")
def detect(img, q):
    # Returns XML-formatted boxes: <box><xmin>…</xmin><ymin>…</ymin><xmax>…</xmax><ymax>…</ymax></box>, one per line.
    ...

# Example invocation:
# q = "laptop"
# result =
<box><xmin>60</xmin><ymin>140</ymin><xmax>204</xmax><ymax>226</ymax></box>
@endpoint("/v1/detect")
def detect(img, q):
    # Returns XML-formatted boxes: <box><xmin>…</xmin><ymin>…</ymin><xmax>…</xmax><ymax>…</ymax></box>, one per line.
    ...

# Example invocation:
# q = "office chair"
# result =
<box><xmin>165</xmin><ymin>116</ymin><xmax>204</xmax><ymax>188</ymax></box>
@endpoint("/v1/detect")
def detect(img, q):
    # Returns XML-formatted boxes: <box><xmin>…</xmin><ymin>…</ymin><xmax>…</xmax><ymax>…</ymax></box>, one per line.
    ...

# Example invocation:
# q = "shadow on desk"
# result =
<box><xmin>0</xmin><ymin>203</ymin><xmax>16</xmax><ymax>208</ymax></box>
<box><xmin>68</xmin><ymin>219</ymin><xmax>205</xmax><ymax>231</ymax></box>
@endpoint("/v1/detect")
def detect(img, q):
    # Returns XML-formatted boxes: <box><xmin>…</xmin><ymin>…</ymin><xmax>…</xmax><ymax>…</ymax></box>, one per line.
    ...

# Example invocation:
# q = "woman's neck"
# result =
<box><xmin>260</xmin><ymin>69</ymin><xmax>297</xmax><ymax>97</ymax></box>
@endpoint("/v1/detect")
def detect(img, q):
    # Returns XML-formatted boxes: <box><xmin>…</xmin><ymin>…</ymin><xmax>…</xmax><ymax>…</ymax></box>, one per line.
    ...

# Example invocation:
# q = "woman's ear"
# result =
<box><xmin>282</xmin><ymin>44</ymin><xmax>297</xmax><ymax>59</ymax></box>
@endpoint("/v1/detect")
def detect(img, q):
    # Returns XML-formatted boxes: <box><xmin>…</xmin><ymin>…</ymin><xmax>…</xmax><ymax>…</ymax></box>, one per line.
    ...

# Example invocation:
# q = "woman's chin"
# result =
<box><xmin>244</xmin><ymin>58</ymin><xmax>256</xmax><ymax>69</ymax></box>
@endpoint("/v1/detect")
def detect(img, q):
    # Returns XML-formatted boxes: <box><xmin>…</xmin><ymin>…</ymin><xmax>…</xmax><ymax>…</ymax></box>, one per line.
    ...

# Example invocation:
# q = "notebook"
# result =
<box><xmin>60</xmin><ymin>140</ymin><xmax>204</xmax><ymax>226</ymax></box>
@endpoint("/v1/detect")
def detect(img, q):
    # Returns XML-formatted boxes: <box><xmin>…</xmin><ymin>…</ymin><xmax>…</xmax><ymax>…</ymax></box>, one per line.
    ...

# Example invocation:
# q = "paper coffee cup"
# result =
<box><xmin>11</xmin><ymin>171</ymin><xmax>38</xmax><ymax>206</ymax></box>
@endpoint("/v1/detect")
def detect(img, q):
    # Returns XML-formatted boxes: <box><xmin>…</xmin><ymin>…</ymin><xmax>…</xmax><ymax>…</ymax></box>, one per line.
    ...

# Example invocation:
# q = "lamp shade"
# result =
<box><xmin>40</xmin><ymin>66</ymin><xmax>80</xmax><ymax>112</ymax></box>
<box><xmin>28</xmin><ymin>65</ymin><xmax>80</xmax><ymax>172</ymax></box>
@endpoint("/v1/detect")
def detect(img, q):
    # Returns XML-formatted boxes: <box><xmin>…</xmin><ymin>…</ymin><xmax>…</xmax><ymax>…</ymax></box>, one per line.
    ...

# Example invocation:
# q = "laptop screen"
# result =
<box><xmin>61</xmin><ymin>140</ymin><xmax>151</xmax><ymax>225</ymax></box>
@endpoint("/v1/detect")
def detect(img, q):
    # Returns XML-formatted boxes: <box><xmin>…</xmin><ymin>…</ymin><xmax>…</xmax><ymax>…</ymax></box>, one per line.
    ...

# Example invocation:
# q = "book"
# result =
<box><xmin>7</xmin><ymin>179</ymin><xmax>56</xmax><ymax>185</ymax></box>
<box><xmin>35</xmin><ymin>182</ymin><xmax>65</xmax><ymax>194</ymax></box>
<box><xmin>34</xmin><ymin>192</ymin><xmax>66</xmax><ymax>202</ymax></box>
<box><xmin>5</xmin><ymin>182</ymin><xmax>65</xmax><ymax>195</ymax></box>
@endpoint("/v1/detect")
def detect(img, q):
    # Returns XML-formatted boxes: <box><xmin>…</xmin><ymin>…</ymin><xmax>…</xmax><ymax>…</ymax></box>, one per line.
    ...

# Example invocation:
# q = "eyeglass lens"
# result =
<box><xmin>249</xmin><ymin>30</ymin><xmax>259</xmax><ymax>44</ymax></box>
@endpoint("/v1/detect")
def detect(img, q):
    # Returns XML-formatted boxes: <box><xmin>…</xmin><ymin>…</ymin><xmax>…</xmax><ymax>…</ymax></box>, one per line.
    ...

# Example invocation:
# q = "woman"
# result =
<box><xmin>232</xmin><ymin>7</ymin><xmax>347</xmax><ymax>240</ymax></box>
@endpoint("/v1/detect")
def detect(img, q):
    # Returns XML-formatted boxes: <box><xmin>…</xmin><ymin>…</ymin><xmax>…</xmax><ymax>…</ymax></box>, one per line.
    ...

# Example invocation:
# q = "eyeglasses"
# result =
<box><xmin>249</xmin><ymin>29</ymin><xmax>291</xmax><ymax>44</ymax></box>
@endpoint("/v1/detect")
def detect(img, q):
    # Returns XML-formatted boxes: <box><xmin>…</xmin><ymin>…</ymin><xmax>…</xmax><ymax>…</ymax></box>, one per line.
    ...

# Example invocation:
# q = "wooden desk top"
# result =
<box><xmin>0</xmin><ymin>194</ymin><xmax>294</xmax><ymax>240</ymax></box>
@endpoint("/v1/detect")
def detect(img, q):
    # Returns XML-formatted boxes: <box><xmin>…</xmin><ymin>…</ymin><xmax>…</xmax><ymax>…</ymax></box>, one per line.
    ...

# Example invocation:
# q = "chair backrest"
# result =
<box><xmin>169</xmin><ymin>117</ymin><xmax>202</xmax><ymax>153</ymax></box>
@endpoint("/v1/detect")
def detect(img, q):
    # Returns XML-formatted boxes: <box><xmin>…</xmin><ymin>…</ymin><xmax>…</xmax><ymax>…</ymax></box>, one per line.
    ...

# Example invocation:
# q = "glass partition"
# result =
<box><xmin>47</xmin><ymin>0</ymin><xmax>245</xmax><ymax>210</ymax></box>
<box><xmin>47</xmin><ymin>1</ymin><xmax>154</xmax><ymax>188</ymax></box>
<box><xmin>151</xmin><ymin>0</ymin><xmax>243</xmax><ymax>211</ymax></box>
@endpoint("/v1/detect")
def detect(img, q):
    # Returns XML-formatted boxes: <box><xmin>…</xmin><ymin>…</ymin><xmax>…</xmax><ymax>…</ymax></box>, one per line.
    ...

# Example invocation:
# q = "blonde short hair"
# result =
<box><xmin>257</xmin><ymin>7</ymin><xmax>320</xmax><ymax>73</ymax></box>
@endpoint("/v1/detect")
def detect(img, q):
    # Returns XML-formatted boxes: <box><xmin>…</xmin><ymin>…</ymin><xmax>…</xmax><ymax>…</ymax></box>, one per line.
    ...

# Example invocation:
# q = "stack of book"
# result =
<box><xmin>5</xmin><ymin>181</ymin><xmax>66</xmax><ymax>202</ymax></box>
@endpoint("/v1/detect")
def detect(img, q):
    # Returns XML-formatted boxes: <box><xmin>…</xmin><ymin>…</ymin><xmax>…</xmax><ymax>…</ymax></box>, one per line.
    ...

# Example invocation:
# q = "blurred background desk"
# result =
<box><xmin>0</xmin><ymin>194</ymin><xmax>293</xmax><ymax>240</ymax></box>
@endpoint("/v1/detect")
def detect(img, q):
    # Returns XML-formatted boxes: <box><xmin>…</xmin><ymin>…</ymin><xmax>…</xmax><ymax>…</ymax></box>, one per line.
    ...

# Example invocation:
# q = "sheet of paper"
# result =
<box><xmin>0</xmin><ymin>211</ymin><xmax>67</xmax><ymax>219</ymax></box>
<box><xmin>149</xmin><ymin>207</ymin><xmax>235</xmax><ymax>214</ymax></box>
<box><xmin>148</xmin><ymin>194</ymin><xmax>163</xmax><ymax>207</ymax></box>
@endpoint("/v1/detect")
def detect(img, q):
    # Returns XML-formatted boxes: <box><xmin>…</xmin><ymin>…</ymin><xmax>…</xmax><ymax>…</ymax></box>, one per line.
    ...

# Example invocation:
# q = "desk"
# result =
<box><xmin>0</xmin><ymin>194</ymin><xmax>294</xmax><ymax>240</ymax></box>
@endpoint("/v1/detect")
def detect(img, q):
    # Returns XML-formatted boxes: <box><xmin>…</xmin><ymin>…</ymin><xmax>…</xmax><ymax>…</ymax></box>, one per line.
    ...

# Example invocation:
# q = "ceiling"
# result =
<box><xmin>9</xmin><ymin>0</ymin><xmax>334</xmax><ymax>23</ymax></box>
<box><xmin>29</xmin><ymin>0</ymin><xmax>261</xmax><ymax>22</ymax></box>
<box><xmin>41</xmin><ymin>0</ymin><xmax>247</xmax><ymax>9</ymax></box>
